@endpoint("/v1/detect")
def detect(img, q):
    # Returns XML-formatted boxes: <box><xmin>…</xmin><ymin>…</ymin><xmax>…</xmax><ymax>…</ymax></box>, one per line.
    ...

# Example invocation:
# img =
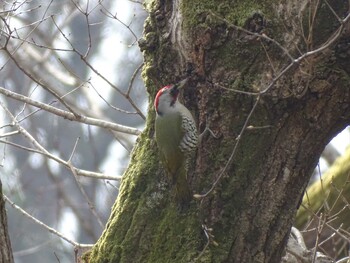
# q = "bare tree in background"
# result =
<box><xmin>1</xmin><ymin>1</ymin><xmax>147</xmax><ymax>262</ymax></box>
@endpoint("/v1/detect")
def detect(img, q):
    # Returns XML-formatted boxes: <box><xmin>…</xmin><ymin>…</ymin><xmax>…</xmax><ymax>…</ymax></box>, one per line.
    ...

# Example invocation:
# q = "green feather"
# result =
<box><xmin>155</xmin><ymin>112</ymin><xmax>191</xmax><ymax>205</ymax></box>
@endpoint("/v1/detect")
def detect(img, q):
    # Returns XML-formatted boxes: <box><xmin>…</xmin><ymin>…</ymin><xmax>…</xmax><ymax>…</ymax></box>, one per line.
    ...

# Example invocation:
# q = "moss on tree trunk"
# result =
<box><xmin>85</xmin><ymin>0</ymin><xmax>350</xmax><ymax>262</ymax></box>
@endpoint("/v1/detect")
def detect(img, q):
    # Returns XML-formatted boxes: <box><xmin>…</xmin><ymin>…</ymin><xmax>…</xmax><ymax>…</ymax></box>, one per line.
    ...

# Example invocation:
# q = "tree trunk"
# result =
<box><xmin>0</xmin><ymin>181</ymin><xmax>14</xmax><ymax>263</ymax></box>
<box><xmin>86</xmin><ymin>0</ymin><xmax>350</xmax><ymax>262</ymax></box>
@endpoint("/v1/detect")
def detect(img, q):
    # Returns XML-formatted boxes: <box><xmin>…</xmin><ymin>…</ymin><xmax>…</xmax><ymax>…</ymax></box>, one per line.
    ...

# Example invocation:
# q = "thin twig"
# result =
<box><xmin>13</xmin><ymin>241</ymin><xmax>52</xmax><ymax>257</ymax></box>
<box><xmin>212</xmin><ymin>11</ymin><xmax>350</xmax><ymax>96</ymax></box>
<box><xmin>89</xmin><ymin>82</ymin><xmax>139</xmax><ymax>115</ymax></box>
<box><xmin>54</xmin><ymin>252</ymin><xmax>61</xmax><ymax>263</ymax></box>
<box><xmin>0</xmin><ymin>102</ymin><xmax>122</xmax><ymax>180</ymax></box>
<box><xmin>0</xmin><ymin>13</ymin><xmax>79</xmax><ymax>116</ymax></box>
<box><xmin>68</xmin><ymin>137</ymin><xmax>80</xmax><ymax>162</ymax></box>
<box><xmin>50</xmin><ymin>16</ymin><xmax>146</xmax><ymax>120</ymax></box>
<box><xmin>3</xmin><ymin>194</ymin><xmax>93</xmax><ymax>249</ymax></box>
<box><xmin>66</xmin><ymin>137</ymin><xmax>105</xmax><ymax>229</ymax></box>
<box><xmin>99</xmin><ymin>5</ymin><xmax>139</xmax><ymax>46</ymax></box>
<box><xmin>194</xmin><ymin>96</ymin><xmax>261</xmax><ymax>198</ymax></box>
<box><xmin>193</xmin><ymin>224</ymin><xmax>211</xmax><ymax>262</ymax></box>
<box><xmin>67</xmin><ymin>161</ymin><xmax>105</xmax><ymax>229</ymax></box>
<box><xmin>126</xmin><ymin>63</ymin><xmax>144</xmax><ymax>97</ymax></box>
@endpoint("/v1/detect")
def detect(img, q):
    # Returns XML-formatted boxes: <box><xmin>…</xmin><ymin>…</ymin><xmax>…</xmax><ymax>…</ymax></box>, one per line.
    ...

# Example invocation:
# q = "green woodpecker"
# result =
<box><xmin>154</xmin><ymin>80</ymin><xmax>198</xmax><ymax>205</ymax></box>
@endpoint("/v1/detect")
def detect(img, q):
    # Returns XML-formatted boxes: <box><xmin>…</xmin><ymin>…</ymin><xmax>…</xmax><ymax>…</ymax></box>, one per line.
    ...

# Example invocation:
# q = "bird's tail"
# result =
<box><xmin>174</xmin><ymin>165</ymin><xmax>192</xmax><ymax>208</ymax></box>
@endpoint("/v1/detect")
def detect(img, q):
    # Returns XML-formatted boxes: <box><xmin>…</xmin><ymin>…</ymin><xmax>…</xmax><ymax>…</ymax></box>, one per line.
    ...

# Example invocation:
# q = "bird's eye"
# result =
<box><xmin>170</xmin><ymin>85</ymin><xmax>179</xmax><ymax>97</ymax></box>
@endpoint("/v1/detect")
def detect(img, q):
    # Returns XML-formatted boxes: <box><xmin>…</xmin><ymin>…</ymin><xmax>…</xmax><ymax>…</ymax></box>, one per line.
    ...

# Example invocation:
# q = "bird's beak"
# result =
<box><xmin>177</xmin><ymin>78</ymin><xmax>188</xmax><ymax>89</ymax></box>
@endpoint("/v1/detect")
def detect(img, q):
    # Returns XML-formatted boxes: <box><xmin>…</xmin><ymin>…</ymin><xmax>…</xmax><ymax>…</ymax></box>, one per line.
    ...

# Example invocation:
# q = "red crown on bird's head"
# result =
<box><xmin>154</xmin><ymin>84</ymin><xmax>179</xmax><ymax>113</ymax></box>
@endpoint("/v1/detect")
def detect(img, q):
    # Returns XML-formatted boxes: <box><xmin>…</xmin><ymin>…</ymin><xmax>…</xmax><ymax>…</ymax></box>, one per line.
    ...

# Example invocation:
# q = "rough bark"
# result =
<box><xmin>86</xmin><ymin>0</ymin><xmax>350</xmax><ymax>262</ymax></box>
<box><xmin>0</xmin><ymin>181</ymin><xmax>14</xmax><ymax>263</ymax></box>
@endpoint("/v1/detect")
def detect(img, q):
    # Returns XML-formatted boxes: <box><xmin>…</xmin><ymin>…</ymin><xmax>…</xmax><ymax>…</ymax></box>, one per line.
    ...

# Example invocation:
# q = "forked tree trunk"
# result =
<box><xmin>86</xmin><ymin>0</ymin><xmax>350</xmax><ymax>262</ymax></box>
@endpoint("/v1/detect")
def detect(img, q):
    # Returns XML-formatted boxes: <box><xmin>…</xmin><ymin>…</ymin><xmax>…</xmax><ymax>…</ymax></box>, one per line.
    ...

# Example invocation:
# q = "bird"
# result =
<box><xmin>154</xmin><ymin>79</ymin><xmax>198</xmax><ymax>206</ymax></box>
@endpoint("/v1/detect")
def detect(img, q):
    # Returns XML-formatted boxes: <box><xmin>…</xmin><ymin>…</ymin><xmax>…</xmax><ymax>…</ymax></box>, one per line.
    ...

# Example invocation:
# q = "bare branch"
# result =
<box><xmin>0</xmin><ymin>86</ymin><xmax>141</xmax><ymax>136</ymax></box>
<box><xmin>50</xmin><ymin>15</ymin><xmax>146</xmax><ymax>120</ymax></box>
<box><xmin>0</xmin><ymin>101</ymin><xmax>122</xmax><ymax>181</ymax></box>
<box><xmin>3</xmin><ymin>194</ymin><xmax>93</xmax><ymax>249</ymax></box>
<box><xmin>0</xmin><ymin>131</ymin><xmax>19</xmax><ymax>138</ymax></box>
<box><xmin>99</xmin><ymin>4</ymin><xmax>139</xmax><ymax>46</ymax></box>
<box><xmin>89</xmin><ymin>82</ymin><xmax>140</xmax><ymax>115</ymax></box>
<box><xmin>126</xmin><ymin>63</ymin><xmax>144</xmax><ymax>97</ymax></box>
<box><xmin>0</xmin><ymin>5</ymin><xmax>80</xmax><ymax>116</ymax></box>
<box><xmin>67</xmin><ymin>160</ymin><xmax>105</xmax><ymax>229</ymax></box>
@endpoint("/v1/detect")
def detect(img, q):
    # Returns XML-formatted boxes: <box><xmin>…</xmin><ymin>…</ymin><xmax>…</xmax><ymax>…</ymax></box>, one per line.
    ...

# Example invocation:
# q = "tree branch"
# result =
<box><xmin>3</xmin><ymin>194</ymin><xmax>93</xmax><ymax>249</ymax></box>
<box><xmin>0</xmin><ymin>101</ymin><xmax>122</xmax><ymax>181</ymax></box>
<box><xmin>0</xmin><ymin>86</ymin><xmax>141</xmax><ymax>136</ymax></box>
